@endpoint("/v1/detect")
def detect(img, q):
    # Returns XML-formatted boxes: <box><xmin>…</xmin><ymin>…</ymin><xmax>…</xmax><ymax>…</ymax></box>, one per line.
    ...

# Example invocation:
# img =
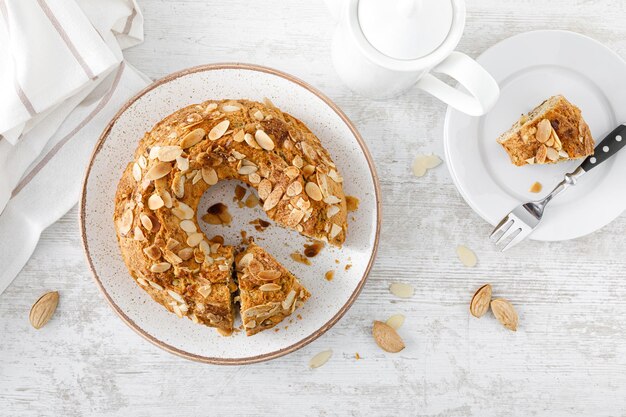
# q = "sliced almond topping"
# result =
<box><xmin>282</xmin><ymin>289</ymin><xmax>297</xmax><ymax>310</ymax></box>
<box><xmin>143</xmin><ymin>245</ymin><xmax>161</xmax><ymax>260</ymax></box>
<box><xmin>161</xmin><ymin>190</ymin><xmax>173</xmax><ymax>208</ymax></box>
<box><xmin>167</xmin><ymin>289</ymin><xmax>184</xmax><ymax>303</ymax></box>
<box><xmin>150</xmin><ymin>262</ymin><xmax>171</xmax><ymax>273</ymax></box>
<box><xmin>176</xmin><ymin>156</ymin><xmax>189</xmax><ymax>172</ymax></box>
<box><xmin>179</xmin><ymin>219</ymin><xmax>197</xmax><ymax>233</ymax></box>
<box><xmin>157</xmin><ymin>145</ymin><xmax>183</xmax><ymax>162</ymax></box>
<box><xmin>258</xmin><ymin>270</ymin><xmax>281</xmax><ymax>281</ymax></box>
<box><xmin>323</xmin><ymin>195</ymin><xmax>341</xmax><ymax>205</ymax></box>
<box><xmin>173</xmin><ymin>174</ymin><xmax>185</xmax><ymax>198</ymax></box>
<box><xmin>292</xmin><ymin>155</ymin><xmax>304</xmax><ymax>169</ymax></box>
<box><xmin>309</xmin><ymin>349</ymin><xmax>333</xmax><ymax>369</ymax></box>
<box><xmin>470</xmin><ymin>284</ymin><xmax>492</xmax><ymax>318</ymax></box>
<box><xmin>284</xmin><ymin>166</ymin><xmax>299</xmax><ymax>180</ymax></box>
<box><xmin>263</xmin><ymin>186</ymin><xmax>284</xmax><ymax>211</ymax></box>
<box><xmin>148</xmin><ymin>146</ymin><xmax>160</xmax><ymax>159</ymax></box>
<box><xmin>148</xmin><ymin>194</ymin><xmax>164</xmax><ymax>210</ymax></box>
<box><xmin>456</xmin><ymin>245</ymin><xmax>477</xmax><ymax>267</ymax></box>
<box><xmin>558</xmin><ymin>150</ymin><xmax>569</xmax><ymax>159</ymax></box>
<box><xmin>186</xmin><ymin>233</ymin><xmax>203</xmax><ymax>247</ymax></box>
<box><xmin>139</xmin><ymin>213</ymin><xmax>153</xmax><ymax>230</ymax></box>
<box><xmin>144</xmin><ymin>162</ymin><xmax>172</xmax><ymax>181</ymax></box>
<box><xmin>525</xmin><ymin>157</ymin><xmax>535</xmax><ymax>165</ymax></box>
<box><xmin>233</xmin><ymin>130</ymin><xmax>245</xmax><ymax>142</ymax></box>
<box><xmin>118</xmin><ymin>209</ymin><xmax>133</xmax><ymax>236</ymax></box>
<box><xmin>138</xmin><ymin>155</ymin><xmax>148</xmax><ymax>169</ymax></box>
<box><xmin>301</xmin><ymin>142</ymin><xmax>318</xmax><ymax>161</ymax></box>
<box><xmin>259</xmin><ymin>283</ymin><xmax>281</xmax><ymax>291</ymax></box>
<box><xmin>286</xmin><ymin>181</ymin><xmax>303</xmax><ymax>197</ymax></box>
<box><xmin>198</xmin><ymin>285</ymin><xmax>212</xmax><ymax>298</ymax></box>
<box><xmin>133</xmin><ymin>226</ymin><xmax>145</xmax><ymax>241</ymax></box>
<box><xmin>248</xmin><ymin>172</ymin><xmax>261</xmax><ymax>184</ymax></box>
<box><xmin>385</xmin><ymin>314</ymin><xmax>405</xmax><ymax>330</ymax></box>
<box><xmin>172</xmin><ymin>202</ymin><xmax>194</xmax><ymax>220</ymax></box>
<box><xmin>302</xmin><ymin>165</ymin><xmax>316</xmax><ymax>177</ymax></box>
<box><xmin>372</xmin><ymin>321</ymin><xmax>405</xmax><ymax>353</ymax></box>
<box><xmin>326</xmin><ymin>205</ymin><xmax>340</xmax><ymax>218</ymax></box>
<box><xmin>203</xmin><ymin>102</ymin><xmax>217</xmax><ymax>113</ymax></box>
<box><xmin>389</xmin><ymin>282</ymin><xmax>414</xmax><ymax>298</ymax></box>
<box><xmin>209</xmin><ymin>120</ymin><xmax>230</xmax><ymax>141</ymax></box>
<box><xmin>327</xmin><ymin>169</ymin><xmax>343</xmax><ymax>183</ymax></box>
<box><xmin>329</xmin><ymin>223</ymin><xmax>342</xmax><ymax>239</ymax></box>
<box><xmin>536</xmin><ymin>119</ymin><xmax>551</xmax><ymax>143</ymax></box>
<box><xmin>305</xmin><ymin>182</ymin><xmax>323</xmax><ymax>201</ymax></box>
<box><xmin>222</xmin><ymin>104</ymin><xmax>241</xmax><ymax>112</ymax></box>
<box><xmin>178</xmin><ymin>247</ymin><xmax>194</xmax><ymax>261</ymax></box>
<box><xmin>166</xmin><ymin>238</ymin><xmax>180</xmax><ymax>251</ymax></box>
<box><xmin>536</xmin><ymin>144</ymin><xmax>548</xmax><ymax>164</ymax></box>
<box><xmin>239</xmin><ymin>253</ymin><xmax>254</xmax><ymax>268</ymax></box>
<box><xmin>244</xmin><ymin>132</ymin><xmax>261</xmax><ymax>149</ymax></box>
<box><xmin>238</xmin><ymin>165</ymin><xmax>258</xmax><ymax>175</ymax></box>
<box><xmin>258</xmin><ymin>179</ymin><xmax>272</xmax><ymax>200</ymax></box>
<box><xmin>202</xmin><ymin>167</ymin><xmax>218</xmax><ymax>185</ymax></box>
<box><xmin>546</xmin><ymin>147</ymin><xmax>559</xmax><ymax>161</ymax></box>
<box><xmin>254</xmin><ymin>130</ymin><xmax>275</xmax><ymax>150</ymax></box>
<box><xmin>132</xmin><ymin>163</ymin><xmax>142</xmax><ymax>182</ymax></box>
<box><xmin>180</xmin><ymin>128</ymin><xmax>206</xmax><ymax>149</ymax></box>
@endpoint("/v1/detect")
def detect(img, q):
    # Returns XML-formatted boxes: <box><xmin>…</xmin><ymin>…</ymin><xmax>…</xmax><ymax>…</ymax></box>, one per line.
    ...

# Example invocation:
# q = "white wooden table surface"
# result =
<box><xmin>3</xmin><ymin>1</ymin><xmax>626</xmax><ymax>415</ymax></box>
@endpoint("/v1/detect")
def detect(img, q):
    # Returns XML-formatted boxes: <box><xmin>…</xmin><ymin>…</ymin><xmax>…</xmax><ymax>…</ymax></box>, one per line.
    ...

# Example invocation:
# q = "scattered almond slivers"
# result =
<box><xmin>411</xmin><ymin>154</ymin><xmax>442</xmax><ymax>177</ymax></box>
<box><xmin>456</xmin><ymin>245</ymin><xmax>477</xmax><ymax>267</ymax></box>
<box><xmin>372</xmin><ymin>320</ymin><xmax>405</xmax><ymax>353</ymax></box>
<box><xmin>385</xmin><ymin>314</ymin><xmax>405</xmax><ymax>330</ymax></box>
<box><xmin>529</xmin><ymin>181</ymin><xmax>542</xmax><ymax>193</ymax></box>
<box><xmin>469</xmin><ymin>284</ymin><xmax>492</xmax><ymax>318</ymax></box>
<box><xmin>389</xmin><ymin>282</ymin><xmax>414</xmax><ymax>298</ymax></box>
<box><xmin>491</xmin><ymin>298</ymin><xmax>518</xmax><ymax>331</ymax></box>
<box><xmin>309</xmin><ymin>349</ymin><xmax>333</xmax><ymax>369</ymax></box>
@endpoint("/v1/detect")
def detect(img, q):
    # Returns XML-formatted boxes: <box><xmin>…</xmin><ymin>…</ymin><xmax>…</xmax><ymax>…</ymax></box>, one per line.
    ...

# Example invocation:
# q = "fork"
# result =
<box><xmin>490</xmin><ymin>124</ymin><xmax>626</xmax><ymax>251</ymax></box>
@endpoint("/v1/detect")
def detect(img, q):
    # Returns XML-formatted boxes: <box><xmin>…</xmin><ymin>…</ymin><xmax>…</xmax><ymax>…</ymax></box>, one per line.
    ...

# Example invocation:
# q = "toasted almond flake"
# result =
<box><xmin>412</xmin><ymin>154</ymin><xmax>442</xmax><ymax>177</ymax></box>
<box><xmin>301</xmin><ymin>142</ymin><xmax>318</xmax><ymax>161</ymax></box>
<box><xmin>231</xmin><ymin>150</ymin><xmax>246</xmax><ymax>160</ymax></box>
<box><xmin>173</xmin><ymin>175</ymin><xmax>185</xmax><ymax>198</ymax></box>
<box><xmin>389</xmin><ymin>282</ymin><xmax>414</xmax><ymax>298</ymax></box>
<box><xmin>529</xmin><ymin>182</ymin><xmax>542</xmax><ymax>193</ymax></box>
<box><xmin>546</xmin><ymin>147</ymin><xmax>559</xmax><ymax>161</ymax></box>
<box><xmin>29</xmin><ymin>291</ymin><xmax>59</xmax><ymax>329</ymax></box>
<box><xmin>323</xmin><ymin>195</ymin><xmax>341</xmax><ymax>205</ymax></box>
<box><xmin>238</xmin><ymin>253</ymin><xmax>253</xmax><ymax>268</ymax></box>
<box><xmin>166</xmin><ymin>238</ymin><xmax>180</xmax><ymax>251</ymax></box>
<box><xmin>372</xmin><ymin>321</ymin><xmax>405</xmax><ymax>353</ymax></box>
<box><xmin>252</xmin><ymin>110</ymin><xmax>263</xmax><ymax>120</ymax></box>
<box><xmin>145</xmin><ymin>162</ymin><xmax>172</xmax><ymax>181</ymax></box>
<box><xmin>148</xmin><ymin>280</ymin><xmax>163</xmax><ymax>291</ymax></box>
<box><xmin>202</xmin><ymin>167</ymin><xmax>218</xmax><ymax>185</ymax></box>
<box><xmin>329</xmin><ymin>223</ymin><xmax>342</xmax><ymax>239</ymax></box>
<box><xmin>292</xmin><ymin>155</ymin><xmax>304</xmax><ymax>169</ymax></box>
<box><xmin>248</xmin><ymin>172</ymin><xmax>261</xmax><ymax>184</ymax></box>
<box><xmin>209</xmin><ymin>120</ymin><xmax>230</xmax><ymax>141</ymax></box>
<box><xmin>491</xmin><ymin>298</ymin><xmax>519</xmax><ymax>331</ymax></box>
<box><xmin>172</xmin><ymin>202</ymin><xmax>194</xmax><ymax>220</ymax></box>
<box><xmin>326</xmin><ymin>205</ymin><xmax>340</xmax><ymax>218</ymax></box>
<box><xmin>167</xmin><ymin>289</ymin><xmax>185</xmax><ymax>303</ymax></box>
<box><xmin>254</xmin><ymin>130</ymin><xmax>275</xmax><ymax>150</ymax></box>
<box><xmin>525</xmin><ymin>157</ymin><xmax>535</xmax><ymax>165</ymax></box>
<box><xmin>244</xmin><ymin>319</ymin><xmax>257</xmax><ymax>329</ymax></box>
<box><xmin>198</xmin><ymin>285</ymin><xmax>212</xmax><ymax>298</ymax></box>
<box><xmin>176</xmin><ymin>156</ymin><xmax>189</xmax><ymax>172</ymax></box>
<box><xmin>558</xmin><ymin>150</ymin><xmax>569</xmax><ymax>159</ymax></box>
<box><xmin>258</xmin><ymin>179</ymin><xmax>272</xmax><ymax>200</ymax></box>
<box><xmin>305</xmin><ymin>182</ymin><xmax>323</xmax><ymax>201</ymax></box>
<box><xmin>149</xmin><ymin>146</ymin><xmax>161</xmax><ymax>159</ymax></box>
<box><xmin>233</xmin><ymin>130</ymin><xmax>245</xmax><ymax>143</ymax></box>
<box><xmin>179</xmin><ymin>219</ymin><xmax>197</xmax><ymax>233</ymax></box>
<box><xmin>302</xmin><ymin>164</ymin><xmax>316</xmax><ymax>177</ymax></box>
<box><xmin>238</xmin><ymin>165</ymin><xmax>258</xmax><ymax>175</ymax></box>
<box><xmin>258</xmin><ymin>270</ymin><xmax>281</xmax><ymax>281</ymax></box>
<box><xmin>536</xmin><ymin>119</ymin><xmax>551</xmax><ymax>143</ymax></box>
<box><xmin>157</xmin><ymin>145</ymin><xmax>183</xmax><ymax>162</ymax></box>
<box><xmin>204</xmin><ymin>102</ymin><xmax>217</xmax><ymax>113</ymax></box>
<box><xmin>180</xmin><ymin>128</ymin><xmax>206</xmax><ymax>148</ymax></box>
<box><xmin>259</xmin><ymin>283</ymin><xmax>281</xmax><ymax>291</ymax></box>
<box><xmin>138</xmin><ymin>155</ymin><xmax>147</xmax><ymax>169</ymax></box>
<box><xmin>309</xmin><ymin>349</ymin><xmax>333</xmax><ymax>369</ymax></box>
<box><xmin>139</xmin><ymin>213</ymin><xmax>153</xmax><ymax>230</ymax></box>
<box><xmin>186</xmin><ymin>233</ymin><xmax>203</xmax><ymax>247</ymax></box>
<box><xmin>143</xmin><ymin>245</ymin><xmax>161</xmax><ymax>260</ymax></box>
<box><xmin>244</xmin><ymin>132</ymin><xmax>260</xmax><ymax>149</ymax></box>
<box><xmin>327</xmin><ymin>169</ymin><xmax>343</xmax><ymax>183</ymax></box>
<box><xmin>132</xmin><ymin>163</ymin><xmax>142</xmax><ymax>181</ymax></box>
<box><xmin>192</xmin><ymin>170</ymin><xmax>202</xmax><ymax>184</ymax></box>
<box><xmin>148</xmin><ymin>194</ymin><xmax>164</xmax><ymax>210</ymax></box>
<box><xmin>222</xmin><ymin>104</ymin><xmax>241</xmax><ymax>112</ymax></box>
<box><xmin>535</xmin><ymin>144</ymin><xmax>548</xmax><ymax>164</ymax></box>
<box><xmin>385</xmin><ymin>314</ymin><xmax>405</xmax><ymax>330</ymax></box>
<box><xmin>263</xmin><ymin>186</ymin><xmax>284</xmax><ymax>211</ymax></box>
<box><xmin>136</xmin><ymin>277</ymin><xmax>147</xmax><ymax>286</ymax></box>
<box><xmin>470</xmin><ymin>284</ymin><xmax>492</xmax><ymax>318</ymax></box>
<box><xmin>178</xmin><ymin>247</ymin><xmax>194</xmax><ymax>261</ymax></box>
<box><xmin>286</xmin><ymin>181</ymin><xmax>303</xmax><ymax>197</ymax></box>
<box><xmin>118</xmin><ymin>209</ymin><xmax>133</xmax><ymax>235</ymax></box>
<box><xmin>456</xmin><ymin>245</ymin><xmax>477</xmax><ymax>267</ymax></box>
<box><xmin>133</xmin><ymin>226</ymin><xmax>145</xmax><ymax>241</ymax></box>
<box><xmin>282</xmin><ymin>290</ymin><xmax>297</xmax><ymax>310</ymax></box>
<box><xmin>161</xmin><ymin>190</ymin><xmax>173</xmax><ymax>208</ymax></box>
<box><xmin>150</xmin><ymin>262</ymin><xmax>171</xmax><ymax>273</ymax></box>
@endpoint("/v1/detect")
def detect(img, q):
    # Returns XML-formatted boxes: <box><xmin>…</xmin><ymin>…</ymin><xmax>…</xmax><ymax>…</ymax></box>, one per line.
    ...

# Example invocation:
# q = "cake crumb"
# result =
<box><xmin>297</xmin><ymin>314</ymin><xmax>302</xmax><ymax>320</ymax></box>
<box><xmin>345</xmin><ymin>263</ymin><xmax>352</xmax><ymax>271</ymax></box>
<box><xmin>244</xmin><ymin>193</ymin><xmax>259</xmax><ymax>208</ymax></box>
<box><xmin>346</xmin><ymin>195</ymin><xmax>360</xmax><ymax>212</ymax></box>
<box><xmin>325</xmin><ymin>270</ymin><xmax>335</xmax><ymax>281</ymax></box>
<box><xmin>529</xmin><ymin>181</ymin><xmax>542</xmax><ymax>193</ymax></box>
<box><xmin>304</xmin><ymin>241</ymin><xmax>325</xmax><ymax>258</ymax></box>
<box><xmin>355</xmin><ymin>352</ymin><xmax>361</xmax><ymax>360</ymax></box>
<box><xmin>290</xmin><ymin>252</ymin><xmax>311</xmax><ymax>265</ymax></box>
<box><xmin>234</xmin><ymin>185</ymin><xmax>246</xmax><ymax>201</ymax></box>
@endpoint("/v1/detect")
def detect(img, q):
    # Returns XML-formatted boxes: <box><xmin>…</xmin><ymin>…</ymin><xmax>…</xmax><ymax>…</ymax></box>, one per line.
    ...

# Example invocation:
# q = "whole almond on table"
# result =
<box><xmin>470</xmin><ymin>284</ymin><xmax>492</xmax><ymax>318</ymax></box>
<box><xmin>372</xmin><ymin>320</ymin><xmax>405</xmax><ymax>353</ymax></box>
<box><xmin>29</xmin><ymin>291</ymin><xmax>59</xmax><ymax>329</ymax></box>
<box><xmin>490</xmin><ymin>298</ymin><xmax>519</xmax><ymax>331</ymax></box>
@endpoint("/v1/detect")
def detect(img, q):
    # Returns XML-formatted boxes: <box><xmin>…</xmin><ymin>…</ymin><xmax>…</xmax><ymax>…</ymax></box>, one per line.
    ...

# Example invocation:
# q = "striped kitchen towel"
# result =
<box><xmin>0</xmin><ymin>0</ymin><xmax>151</xmax><ymax>295</ymax></box>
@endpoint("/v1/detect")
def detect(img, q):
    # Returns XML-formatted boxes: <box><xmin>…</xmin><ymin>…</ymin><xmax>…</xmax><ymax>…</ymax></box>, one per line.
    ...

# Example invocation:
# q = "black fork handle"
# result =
<box><xmin>580</xmin><ymin>124</ymin><xmax>626</xmax><ymax>172</ymax></box>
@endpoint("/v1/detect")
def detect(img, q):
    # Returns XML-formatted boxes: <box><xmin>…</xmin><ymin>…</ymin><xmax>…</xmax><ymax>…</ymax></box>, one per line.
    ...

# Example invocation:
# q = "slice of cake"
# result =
<box><xmin>497</xmin><ymin>95</ymin><xmax>595</xmax><ymax>166</ymax></box>
<box><xmin>235</xmin><ymin>242</ymin><xmax>310</xmax><ymax>336</ymax></box>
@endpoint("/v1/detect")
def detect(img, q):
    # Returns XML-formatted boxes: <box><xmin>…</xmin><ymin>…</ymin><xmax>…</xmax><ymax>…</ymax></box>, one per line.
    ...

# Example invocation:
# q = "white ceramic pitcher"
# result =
<box><xmin>325</xmin><ymin>0</ymin><xmax>500</xmax><ymax>116</ymax></box>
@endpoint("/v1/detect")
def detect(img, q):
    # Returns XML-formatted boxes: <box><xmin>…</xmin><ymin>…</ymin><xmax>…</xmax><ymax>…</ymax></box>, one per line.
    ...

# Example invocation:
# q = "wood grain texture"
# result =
<box><xmin>2</xmin><ymin>0</ymin><xmax>626</xmax><ymax>415</ymax></box>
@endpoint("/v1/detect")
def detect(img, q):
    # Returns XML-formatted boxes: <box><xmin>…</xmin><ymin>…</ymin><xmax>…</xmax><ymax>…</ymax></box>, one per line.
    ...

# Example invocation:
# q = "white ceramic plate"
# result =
<box><xmin>444</xmin><ymin>30</ymin><xmax>626</xmax><ymax>241</ymax></box>
<box><xmin>80</xmin><ymin>64</ymin><xmax>381</xmax><ymax>364</ymax></box>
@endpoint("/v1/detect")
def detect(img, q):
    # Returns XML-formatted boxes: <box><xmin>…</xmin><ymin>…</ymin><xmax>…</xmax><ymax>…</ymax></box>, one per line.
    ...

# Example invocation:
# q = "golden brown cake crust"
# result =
<box><xmin>497</xmin><ymin>95</ymin><xmax>595</xmax><ymax>166</ymax></box>
<box><xmin>114</xmin><ymin>99</ymin><xmax>346</xmax><ymax>333</ymax></box>
<box><xmin>235</xmin><ymin>242</ymin><xmax>311</xmax><ymax>336</ymax></box>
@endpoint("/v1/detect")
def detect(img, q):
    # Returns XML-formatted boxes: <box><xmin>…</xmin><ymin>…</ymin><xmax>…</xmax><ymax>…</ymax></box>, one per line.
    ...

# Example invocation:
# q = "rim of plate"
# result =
<box><xmin>443</xmin><ymin>29</ymin><xmax>626</xmax><ymax>241</ymax></box>
<box><xmin>79</xmin><ymin>63</ymin><xmax>382</xmax><ymax>365</ymax></box>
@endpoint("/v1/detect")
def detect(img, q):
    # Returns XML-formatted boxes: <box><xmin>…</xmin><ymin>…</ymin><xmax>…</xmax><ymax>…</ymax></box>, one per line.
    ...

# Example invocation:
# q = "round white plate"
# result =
<box><xmin>80</xmin><ymin>64</ymin><xmax>381</xmax><ymax>364</ymax></box>
<box><xmin>444</xmin><ymin>30</ymin><xmax>626</xmax><ymax>241</ymax></box>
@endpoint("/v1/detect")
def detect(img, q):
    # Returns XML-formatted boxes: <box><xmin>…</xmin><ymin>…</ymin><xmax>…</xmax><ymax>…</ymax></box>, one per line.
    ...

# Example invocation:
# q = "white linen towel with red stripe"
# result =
<box><xmin>0</xmin><ymin>0</ymin><xmax>151</xmax><ymax>294</ymax></box>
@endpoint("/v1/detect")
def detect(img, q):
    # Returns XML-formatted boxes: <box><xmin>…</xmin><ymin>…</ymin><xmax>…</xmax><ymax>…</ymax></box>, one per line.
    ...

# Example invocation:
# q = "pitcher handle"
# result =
<box><xmin>416</xmin><ymin>51</ymin><xmax>500</xmax><ymax>116</ymax></box>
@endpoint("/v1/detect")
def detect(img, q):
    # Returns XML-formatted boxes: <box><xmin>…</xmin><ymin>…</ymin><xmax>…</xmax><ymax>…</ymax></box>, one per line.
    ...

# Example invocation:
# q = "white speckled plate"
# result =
<box><xmin>80</xmin><ymin>64</ymin><xmax>381</xmax><ymax>364</ymax></box>
<box><xmin>444</xmin><ymin>30</ymin><xmax>626</xmax><ymax>241</ymax></box>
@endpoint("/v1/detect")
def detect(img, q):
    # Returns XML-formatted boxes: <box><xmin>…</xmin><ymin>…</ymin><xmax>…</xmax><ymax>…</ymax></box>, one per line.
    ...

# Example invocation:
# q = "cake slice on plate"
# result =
<box><xmin>497</xmin><ymin>95</ymin><xmax>595</xmax><ymax>166</ymax></box>
<box><xmin>235</xmin><ymin>242</ymin><xmax>310</xmax><ymax>336</ymax></box>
